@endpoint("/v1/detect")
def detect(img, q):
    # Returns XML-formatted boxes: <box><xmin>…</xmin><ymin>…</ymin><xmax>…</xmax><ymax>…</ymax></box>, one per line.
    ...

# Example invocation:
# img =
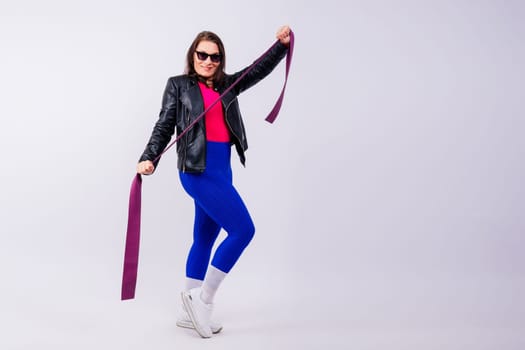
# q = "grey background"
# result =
<box><xmin>1</xmin><ymin>0</ymin><xmax>524</xmax><ymax>349</ymax></box>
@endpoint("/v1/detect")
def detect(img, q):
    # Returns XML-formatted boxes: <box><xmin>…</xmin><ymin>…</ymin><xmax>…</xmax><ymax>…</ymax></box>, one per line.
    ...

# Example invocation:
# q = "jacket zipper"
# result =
<box><xmin>183</xmin><ymin>108</ymin><xmax>190</xmax><ymax>172</ymax></box>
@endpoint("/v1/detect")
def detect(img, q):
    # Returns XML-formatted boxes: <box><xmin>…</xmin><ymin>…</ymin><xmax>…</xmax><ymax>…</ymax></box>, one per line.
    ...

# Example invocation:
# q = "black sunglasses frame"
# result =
<box><xmin>195</xmin><ymin>51</ymin><xmax>222</xmax><ymax>63</ymax></box>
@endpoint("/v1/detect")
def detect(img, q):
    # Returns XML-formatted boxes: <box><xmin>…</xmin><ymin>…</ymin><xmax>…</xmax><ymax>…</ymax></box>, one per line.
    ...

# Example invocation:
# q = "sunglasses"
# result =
<box><xmin>195</xmin><ymin>51</ymin><xmax>222</xmax><ymax>63</ymax></box>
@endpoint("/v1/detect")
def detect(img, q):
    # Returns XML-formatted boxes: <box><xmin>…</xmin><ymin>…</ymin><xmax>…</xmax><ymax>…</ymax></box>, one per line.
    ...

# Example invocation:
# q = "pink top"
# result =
<box><xmin>198</xmin><ymin>82</ymin><xmax>230</xmax><ymax>142</ymax></box>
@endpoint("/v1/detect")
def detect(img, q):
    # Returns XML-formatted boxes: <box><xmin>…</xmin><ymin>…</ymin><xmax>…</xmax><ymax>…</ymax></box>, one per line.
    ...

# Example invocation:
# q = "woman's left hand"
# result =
<box><xmin>276</xmin><ymin>25</ymin><xmax>291</xmax><ymax>46</ymax></box>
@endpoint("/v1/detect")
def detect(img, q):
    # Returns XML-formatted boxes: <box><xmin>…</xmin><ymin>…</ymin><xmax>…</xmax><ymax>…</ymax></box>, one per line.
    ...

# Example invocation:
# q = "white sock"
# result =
<box><xmin>200</xmin><ymin>266</ymin><xmax>227</xmax><ymax>305</ymax></box>
<box><xmin>185</xmin><ymin>277</ymin><xmax>203</xmax><ymax>292</ymax></box>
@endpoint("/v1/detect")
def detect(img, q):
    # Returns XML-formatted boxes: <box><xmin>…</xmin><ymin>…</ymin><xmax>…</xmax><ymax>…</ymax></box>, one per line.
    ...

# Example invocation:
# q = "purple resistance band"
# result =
<box><xmin>121</xmin><ymin>31</ymin><xmax>295</xmax><ymax>300</ymax></box>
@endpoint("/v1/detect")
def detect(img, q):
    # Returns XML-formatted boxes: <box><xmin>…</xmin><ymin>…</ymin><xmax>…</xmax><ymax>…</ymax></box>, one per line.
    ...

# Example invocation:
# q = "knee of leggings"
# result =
<box><xmin>243</xmin><ymin>222</ymin><xmax>256</xmax><ymax>245</ymax></box>
<box><xmin>231</xmin><ymin>222</ymin><xmax>255</xmax><ymax>248</ymax></box>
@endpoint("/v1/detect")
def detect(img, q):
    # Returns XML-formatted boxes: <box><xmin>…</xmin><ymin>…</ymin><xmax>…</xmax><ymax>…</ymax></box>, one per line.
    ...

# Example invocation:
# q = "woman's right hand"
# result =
<box><xmin>137</xmin><ymin>160</ymin><xmax>155</xmax><ymax>175</ymax></box>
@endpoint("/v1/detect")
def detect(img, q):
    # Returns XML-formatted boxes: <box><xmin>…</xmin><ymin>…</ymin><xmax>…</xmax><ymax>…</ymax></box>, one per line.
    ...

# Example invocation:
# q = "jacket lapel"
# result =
<box><xmin>219</xmin><ymin>89</ymin><xmax>236</xmax><ymax>110</ymax></box>
<box><xmin>180</xmin><ymin>82</ymin><xmax>204</xmax><ymax>118</ymax></box>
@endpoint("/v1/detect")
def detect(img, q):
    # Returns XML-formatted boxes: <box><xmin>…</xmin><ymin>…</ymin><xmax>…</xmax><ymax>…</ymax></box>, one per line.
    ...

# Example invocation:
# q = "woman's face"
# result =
<box><xmin>193</xmin><ymin>40</ymin><xmax>221</xmax><ymax>80</ymax></box>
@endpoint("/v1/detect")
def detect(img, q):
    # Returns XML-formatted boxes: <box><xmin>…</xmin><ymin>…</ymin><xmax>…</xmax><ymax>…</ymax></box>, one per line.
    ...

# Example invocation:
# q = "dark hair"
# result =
<box><xmin>185</xmin><ymin>31</ymin><xmax>226</xmax><ymax>86</ymax></box>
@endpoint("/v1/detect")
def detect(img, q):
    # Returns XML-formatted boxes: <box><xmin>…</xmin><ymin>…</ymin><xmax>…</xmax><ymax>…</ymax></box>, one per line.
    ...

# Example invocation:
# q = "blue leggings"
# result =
<box><xmin>179</xmin><ymin>141</ymin><xmax>255</xmax><ymax>279</ymax></box>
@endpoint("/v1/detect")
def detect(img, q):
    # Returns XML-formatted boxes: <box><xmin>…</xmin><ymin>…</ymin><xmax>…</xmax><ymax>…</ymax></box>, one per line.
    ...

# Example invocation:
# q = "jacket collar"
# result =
<box><xmin>179</xmin><ymin>76</ymin><xmax>236</xmax><ymax>113</ymax></box>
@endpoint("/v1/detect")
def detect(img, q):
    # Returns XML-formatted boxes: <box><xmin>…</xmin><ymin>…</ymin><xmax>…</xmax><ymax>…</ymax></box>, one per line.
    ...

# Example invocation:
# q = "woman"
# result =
<box><xmin>136</xmin><ymin>25</ymin><xmax>291</xmax><ymax>338</ymax></box>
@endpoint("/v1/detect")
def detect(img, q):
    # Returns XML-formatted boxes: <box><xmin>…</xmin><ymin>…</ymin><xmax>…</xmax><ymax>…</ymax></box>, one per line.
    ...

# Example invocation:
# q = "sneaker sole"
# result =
<box><xmin>176</xmin><ymin>319</ymin><xmax>223</xmax><ymax>334</ymax></box>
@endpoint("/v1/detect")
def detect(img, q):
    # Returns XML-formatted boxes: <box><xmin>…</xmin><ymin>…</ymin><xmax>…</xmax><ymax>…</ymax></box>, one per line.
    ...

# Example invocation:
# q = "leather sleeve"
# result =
<box><xmin>138</xmin><ymin>78</ymin><xmax>178</xmax><ymax>170</ymax></box>
<box><xmin>228</xmin><ymin>42</ymin><xmax>288</xmax><ymax>96</ymax></box>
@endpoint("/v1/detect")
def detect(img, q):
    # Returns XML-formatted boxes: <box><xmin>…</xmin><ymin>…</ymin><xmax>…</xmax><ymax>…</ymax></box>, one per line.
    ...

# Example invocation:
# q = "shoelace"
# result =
<box><xmin>121</xmin><ymin>31</ymin><xmax>295</xmax><ymax>300</ymax></box>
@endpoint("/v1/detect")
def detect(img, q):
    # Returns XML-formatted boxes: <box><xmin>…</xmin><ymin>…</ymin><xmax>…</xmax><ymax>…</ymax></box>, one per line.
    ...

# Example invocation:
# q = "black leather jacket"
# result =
<box><xmin>139</xmin><ymin>42</ymin><xmax>288</xmax><ymax>173</ymax></box>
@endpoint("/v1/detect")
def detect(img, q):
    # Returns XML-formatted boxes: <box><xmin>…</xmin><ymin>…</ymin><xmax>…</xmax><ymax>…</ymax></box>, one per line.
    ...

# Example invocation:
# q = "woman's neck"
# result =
<box><xmin>197</xmin><ymin>75</ymin><xmax>214</xmax><ymax>88</ymax></box>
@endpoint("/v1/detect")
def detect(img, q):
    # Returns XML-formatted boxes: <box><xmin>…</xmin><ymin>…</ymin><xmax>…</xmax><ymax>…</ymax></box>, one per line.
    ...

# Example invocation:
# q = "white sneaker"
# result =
<box><xmin>181</xmin><ymin>288</ymin><xmax>213</xmax><ymax>338</ymax></box>
<box><xmin>176</xmin><ymin>305</ymin><xmax>223</xmax><ymax>334</ymax></box>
